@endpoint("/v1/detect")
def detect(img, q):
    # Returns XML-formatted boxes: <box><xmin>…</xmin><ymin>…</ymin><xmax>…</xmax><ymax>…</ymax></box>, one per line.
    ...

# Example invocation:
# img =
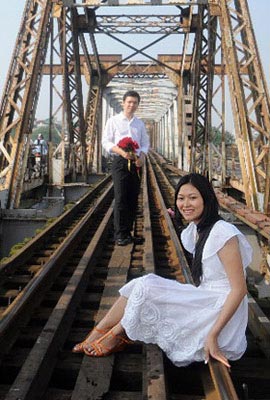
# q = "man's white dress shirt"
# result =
<box><xmin>102</xmin><ymin>112</ymin><xmax>150</xmax><ymax>156</ymax></box>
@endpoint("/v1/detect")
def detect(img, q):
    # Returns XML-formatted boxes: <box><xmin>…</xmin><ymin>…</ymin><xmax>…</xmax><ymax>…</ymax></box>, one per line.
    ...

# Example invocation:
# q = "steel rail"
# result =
<box><xmin>3</xmin><ymin>193</ymin><xmax>115</xmax><ymax>400</ymax></box>
<box><xmin>148</xmin><ymin>153</ymin><xmax>239</xmax><ymax>399</ymax></box>
<box><xmin>0</xmin><ymin>175</ymin><xmax>111</xmax><ymax>276</ymax></box>
<box><xmin>0</xmin><ymin>182</ymin><xmax>113</xmax><ymax>357</ymax></box>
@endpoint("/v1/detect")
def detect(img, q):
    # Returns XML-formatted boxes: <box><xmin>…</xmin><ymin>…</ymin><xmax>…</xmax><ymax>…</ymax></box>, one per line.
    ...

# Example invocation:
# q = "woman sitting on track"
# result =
<box><xmin>72</xmin><ymin>173</ymin><xmax>252</xmax><ymax>368</ymax></box>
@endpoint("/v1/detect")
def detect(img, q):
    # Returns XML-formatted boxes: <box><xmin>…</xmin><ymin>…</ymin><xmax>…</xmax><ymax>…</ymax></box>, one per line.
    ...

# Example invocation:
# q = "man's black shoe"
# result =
<box><xmin>116</xmin><ymin>237</ymin><xmax>132</xmax><ymax>246</ymax></box>
<box><xmin>133</xmin><ymin>236</ymin><xmax>144</xmax><ymax>244</ymax></box>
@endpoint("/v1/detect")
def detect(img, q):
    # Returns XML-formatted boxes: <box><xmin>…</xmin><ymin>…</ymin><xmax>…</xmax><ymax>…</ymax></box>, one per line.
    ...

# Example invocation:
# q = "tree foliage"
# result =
<box><xmin>32</xmin><ymin>120</ymin><xmax>62</xmax><ymax>144</ymax></box>
<box><xmin>210</xmin><ymin>127</ymin><xmax>235</xmax><ymax>146</ymax></box>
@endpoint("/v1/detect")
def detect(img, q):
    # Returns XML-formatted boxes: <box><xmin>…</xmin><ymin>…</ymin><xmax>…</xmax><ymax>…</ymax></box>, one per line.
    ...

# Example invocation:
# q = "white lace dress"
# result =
<box><xmin>119</xmin><ymin>220</ymin><xmax>253</xmax><ymax>367</ymax></box>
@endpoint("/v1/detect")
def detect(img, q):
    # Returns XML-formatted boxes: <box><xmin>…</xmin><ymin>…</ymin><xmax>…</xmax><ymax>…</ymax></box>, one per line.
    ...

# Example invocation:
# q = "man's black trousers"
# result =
<box><xmin>111</xmin><ymin>156</ymin><xmax>141</xmax><ymax>240</ymax></box>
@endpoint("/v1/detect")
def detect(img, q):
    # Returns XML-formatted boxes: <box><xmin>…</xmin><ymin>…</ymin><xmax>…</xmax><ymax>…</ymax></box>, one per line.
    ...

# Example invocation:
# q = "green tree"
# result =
<box><xmin>211</xmin><ymin>127</ymin><xmax>235</xmax><ymax>146</ymax></box>
<box><xmin>32</xmin><ymin>123</ymin><xmax>62</xmax><ymax>144</ymax></box>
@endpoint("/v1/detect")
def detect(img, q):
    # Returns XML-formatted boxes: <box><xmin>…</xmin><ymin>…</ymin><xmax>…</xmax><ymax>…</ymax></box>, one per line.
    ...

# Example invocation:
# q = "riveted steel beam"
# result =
<box><xmin>59</xmin><ymin>5</ymin><xmax>88</xmax><ymax>181</ymax></box>
<box><xmin>219</xmin><ymin>0</ymin><xmax>270</xmax><ymax>213</ymax></box>
<box><xmin>0</xmin><ymin>0</ymin><xmax>52</xmax><ymax>208</ymax></box>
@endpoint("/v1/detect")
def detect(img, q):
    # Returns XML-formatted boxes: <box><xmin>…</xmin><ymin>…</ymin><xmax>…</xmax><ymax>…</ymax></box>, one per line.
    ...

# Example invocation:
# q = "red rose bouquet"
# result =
<box><xmin>117</xmin><ymin>137</ymin><xmax>140</xmax><ymax>175</ymax></box>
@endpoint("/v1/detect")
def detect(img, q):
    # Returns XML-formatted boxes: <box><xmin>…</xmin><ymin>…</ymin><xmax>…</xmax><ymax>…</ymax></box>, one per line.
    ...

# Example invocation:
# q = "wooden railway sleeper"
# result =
<box><xmin>0</xmin><ymin>175</ymin><xmax>112</xmax><ymax>278</ymax></box>
<box><xmin>3</xmin><ymin>200</ymin><xmax>114</xmax><ymax>400</ymax></box>
<box><xmin>0</xmin><ymin>184</ymin><xmax>113</xmax><ymax>359</ymax></box>
<box><xmin>142</xmin><ymin>165</ymin><xmax>167</xmax><ymax>400</ymax></box>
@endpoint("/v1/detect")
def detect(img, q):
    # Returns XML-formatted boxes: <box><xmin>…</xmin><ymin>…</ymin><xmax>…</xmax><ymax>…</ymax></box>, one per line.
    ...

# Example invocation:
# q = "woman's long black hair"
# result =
<box><xmin>174</xmin><ymin>173</ymin><xmax>222</xmax><ymax>286</ymax></box>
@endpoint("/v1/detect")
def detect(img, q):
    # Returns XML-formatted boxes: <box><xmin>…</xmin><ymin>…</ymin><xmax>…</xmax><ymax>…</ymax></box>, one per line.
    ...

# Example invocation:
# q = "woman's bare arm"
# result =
<box><xmin>204</xmin><ymin>236</ymin><xmax>247</xmax><ymax>367</ymax></box>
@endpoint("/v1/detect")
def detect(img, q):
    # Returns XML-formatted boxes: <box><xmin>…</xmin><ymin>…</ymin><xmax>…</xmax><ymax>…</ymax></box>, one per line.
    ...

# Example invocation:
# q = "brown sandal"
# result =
<box><xmin>72</xmin><ymin>327</ymin><xmax>109</xmax><ymax>353</ymax></box>
<box><xmin>84</xmin><ymin>328</ymin><xmax>133</xmax><ymax>357</ymax></box>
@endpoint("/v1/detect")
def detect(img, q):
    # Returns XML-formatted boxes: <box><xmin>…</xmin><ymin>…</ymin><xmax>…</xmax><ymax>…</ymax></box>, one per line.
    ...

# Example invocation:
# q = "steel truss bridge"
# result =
<box><xmin>0</xmin><ymin>1</ymin><xmax>270</xmax><ymax>213</ymax></box>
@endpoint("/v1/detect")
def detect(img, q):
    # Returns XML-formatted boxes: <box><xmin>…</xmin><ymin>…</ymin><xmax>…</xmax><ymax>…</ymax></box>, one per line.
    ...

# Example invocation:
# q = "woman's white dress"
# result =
<box><xmin>119</xmin><ymin>220</ymin><xmax>253</xmax><ymax>367</ymax></box>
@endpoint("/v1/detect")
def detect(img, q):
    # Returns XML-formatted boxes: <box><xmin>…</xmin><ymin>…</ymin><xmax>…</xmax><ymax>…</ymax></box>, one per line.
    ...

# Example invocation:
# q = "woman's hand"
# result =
<box><xmin>204</xmin><ymin>334</ymin><xmax>231</xmax><ymax>368</ymax></box>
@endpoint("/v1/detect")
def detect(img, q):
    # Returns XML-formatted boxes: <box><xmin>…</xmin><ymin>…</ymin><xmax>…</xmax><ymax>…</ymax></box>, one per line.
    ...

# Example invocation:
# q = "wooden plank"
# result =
<box><xmin>248</xmin><ymin>294</ymin><xmax>270</xmax><ymax>358</ymax></box>
<box><xmin>102</xmin><ymin>392</ymin><xmax>141</xmax><ymax>400</ymax></box>
<box><xmin>3</xmin><ymin>202</ymin><xmax>114</xmax><ymax>400</ymax></box>
<box><xmin>141</xmin><ymin>165</ymin><xmax>168</xmax><ymax>399</ymax></box>
<box><xmin>231</xmin><ymin>357</ymin><xmax>270</xmax><ymax>379</ymax></box>
<box><xmin>144</xmin><ymin>344</ymin><xmax>167</xmax><ymax>400</ymax></box>
<box><xmin>71</xmin><ymin>244</ymin><xmax>133</xmax><ymax>400</ymax></box>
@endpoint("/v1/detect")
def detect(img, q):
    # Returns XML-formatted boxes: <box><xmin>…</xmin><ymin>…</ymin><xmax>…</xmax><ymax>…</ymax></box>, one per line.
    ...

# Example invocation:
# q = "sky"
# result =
<box><xmin>0</xmin><ymin>0</ymin><xmax>269</xmax><ymax>123</ymax></box>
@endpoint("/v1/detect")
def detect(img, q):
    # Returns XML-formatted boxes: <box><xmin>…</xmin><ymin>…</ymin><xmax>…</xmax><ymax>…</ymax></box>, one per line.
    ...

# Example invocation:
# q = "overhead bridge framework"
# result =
<box><xmin>0</xmin><ymin>0</ymin><xmax>270</xmax><ymax>216</ymax></box>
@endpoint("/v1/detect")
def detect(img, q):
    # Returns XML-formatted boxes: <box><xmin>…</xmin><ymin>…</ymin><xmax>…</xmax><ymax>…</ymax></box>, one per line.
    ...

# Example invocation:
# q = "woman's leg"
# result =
<box><xmin>84</xmin><ymin>321</ymin><xmax>128</xmax><ymax>356</ymax></box>
<box><xmin>95</xmin><ymin>296</ymin><xmax>128</xmax><ymax>332</ymax></box>
<box><xmin>72</xmin><ymin>296</ymin><xmax>128</xmax><ymax>352</ymax></box>
<box><xmin>83</xmin><ymin>297</ymin><xmax>128</xmax><ymax>355</ymax></box>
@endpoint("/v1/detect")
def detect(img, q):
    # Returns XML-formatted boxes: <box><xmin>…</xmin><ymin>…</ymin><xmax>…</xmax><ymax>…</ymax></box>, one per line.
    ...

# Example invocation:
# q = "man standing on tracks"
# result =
<box><xmin>102</xmin><ymin>90</ymin><xmax>150</xmax><ymax>246</ymax></box>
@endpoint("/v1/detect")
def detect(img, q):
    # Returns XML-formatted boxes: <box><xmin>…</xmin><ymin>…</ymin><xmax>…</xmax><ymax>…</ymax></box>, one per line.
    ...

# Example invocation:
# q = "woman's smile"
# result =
<box><xmin>176</xmin><ymin>183</ymin><xmax>204</xmax><ymax>224</ymax></box>
<box><xmin>182</xmin><ymin>208</ymin><xmax>195</xmax><ymax>216</ymax></box>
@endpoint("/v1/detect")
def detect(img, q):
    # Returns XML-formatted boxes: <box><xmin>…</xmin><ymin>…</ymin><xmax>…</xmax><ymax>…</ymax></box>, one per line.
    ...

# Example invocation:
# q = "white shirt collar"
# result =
<box><xmin>119</xmin><ymin>112</ymin><xmax>136</xmax><ymax>122</ymax></box>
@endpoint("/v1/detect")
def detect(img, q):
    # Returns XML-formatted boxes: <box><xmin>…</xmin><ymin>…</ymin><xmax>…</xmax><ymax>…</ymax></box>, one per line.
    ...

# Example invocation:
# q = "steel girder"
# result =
<box><xmin>176</xmin><ymin>5</ymin><xmax>193</xmax><ymax>172</ymax></box>
<box><xmin>219</xmin><ymin>0</ymin><xmax>270</xmax><ymax>213</ymax></box>
<box><xmin>59</xmin><ymin>6</ymin><xmax>87</xmax><ymax>181</ymax></box>
<box><xmin>65</xmin><ymin>0</ymin><xmax>214</xmax><ymax>6</ymax></box>
<box><xmin>178</xmin><ymin>0</ymin><xmax>270</xmax><ymax>213</ymax></box>
<box><xmin>79</xmin><ymin>14</ymin><xmax>187</xmax><ymax>35</ymax></box>
<box><xmin>186</xmin><ymin>5</ymin><xmax>217</xmax><ymax>176</ymax></box>
<box><xmin>83</xmin><ymin>8</ymin><xmax>104</xmax><ymax>173</ymax></box>
<box><xmin>0</xmin><ymin>0</ymin><xmax>52</xmax><ymax>208</ymax></box>
<box><xmin>1</xmin><ymin>0</ymin><xmax>270</xmax><ymax>215</ymax></box>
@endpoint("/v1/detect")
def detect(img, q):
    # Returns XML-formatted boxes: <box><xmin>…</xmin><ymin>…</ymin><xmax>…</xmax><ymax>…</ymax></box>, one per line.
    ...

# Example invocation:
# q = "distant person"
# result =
<box><xmin>72</xmin><ymin>173</ymin><xmax>252</xmax><ymax>368</ymax></box>
<box><xmin>33</xmin><ymin>134</ymin><xmax>48</xmax><ymax>156</ymax></box>
<box><xmin>102</xmin><ymin>90</ymin><xmax>150</xmax><ymax>246</ymax></box>
<box><xmin>33</xmin><ymin>134</ymin><xmax>48</xmax><ymax>171</ymax></box>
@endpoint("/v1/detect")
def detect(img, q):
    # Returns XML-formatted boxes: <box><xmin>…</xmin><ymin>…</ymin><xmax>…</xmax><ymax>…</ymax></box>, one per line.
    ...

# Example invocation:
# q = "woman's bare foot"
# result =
<box><xmin>84</xmin><ymin>325</ymin><xmax>132</xmax><ymax>357</ymax></box>
<box><xmin>72</xmin><ymin>326</ymin><xmax>109</xmax><ymax>353</ymax></box>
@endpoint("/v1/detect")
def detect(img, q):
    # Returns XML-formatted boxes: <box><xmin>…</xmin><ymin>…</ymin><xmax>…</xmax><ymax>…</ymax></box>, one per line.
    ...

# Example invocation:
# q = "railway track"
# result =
<box><xmin>0</xmin><ymin>156</ymin><xmax>269</xmax><ymax>399</ymax></box>
<box><xmin>0</xmin><ymin>175</ymin><xmax>113</xmax><ymax>354</ymax></box>
<box><xmin>149</xmin><ymin>151</ymin><xmax>270</xmax><ymax>400</ymax></box>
